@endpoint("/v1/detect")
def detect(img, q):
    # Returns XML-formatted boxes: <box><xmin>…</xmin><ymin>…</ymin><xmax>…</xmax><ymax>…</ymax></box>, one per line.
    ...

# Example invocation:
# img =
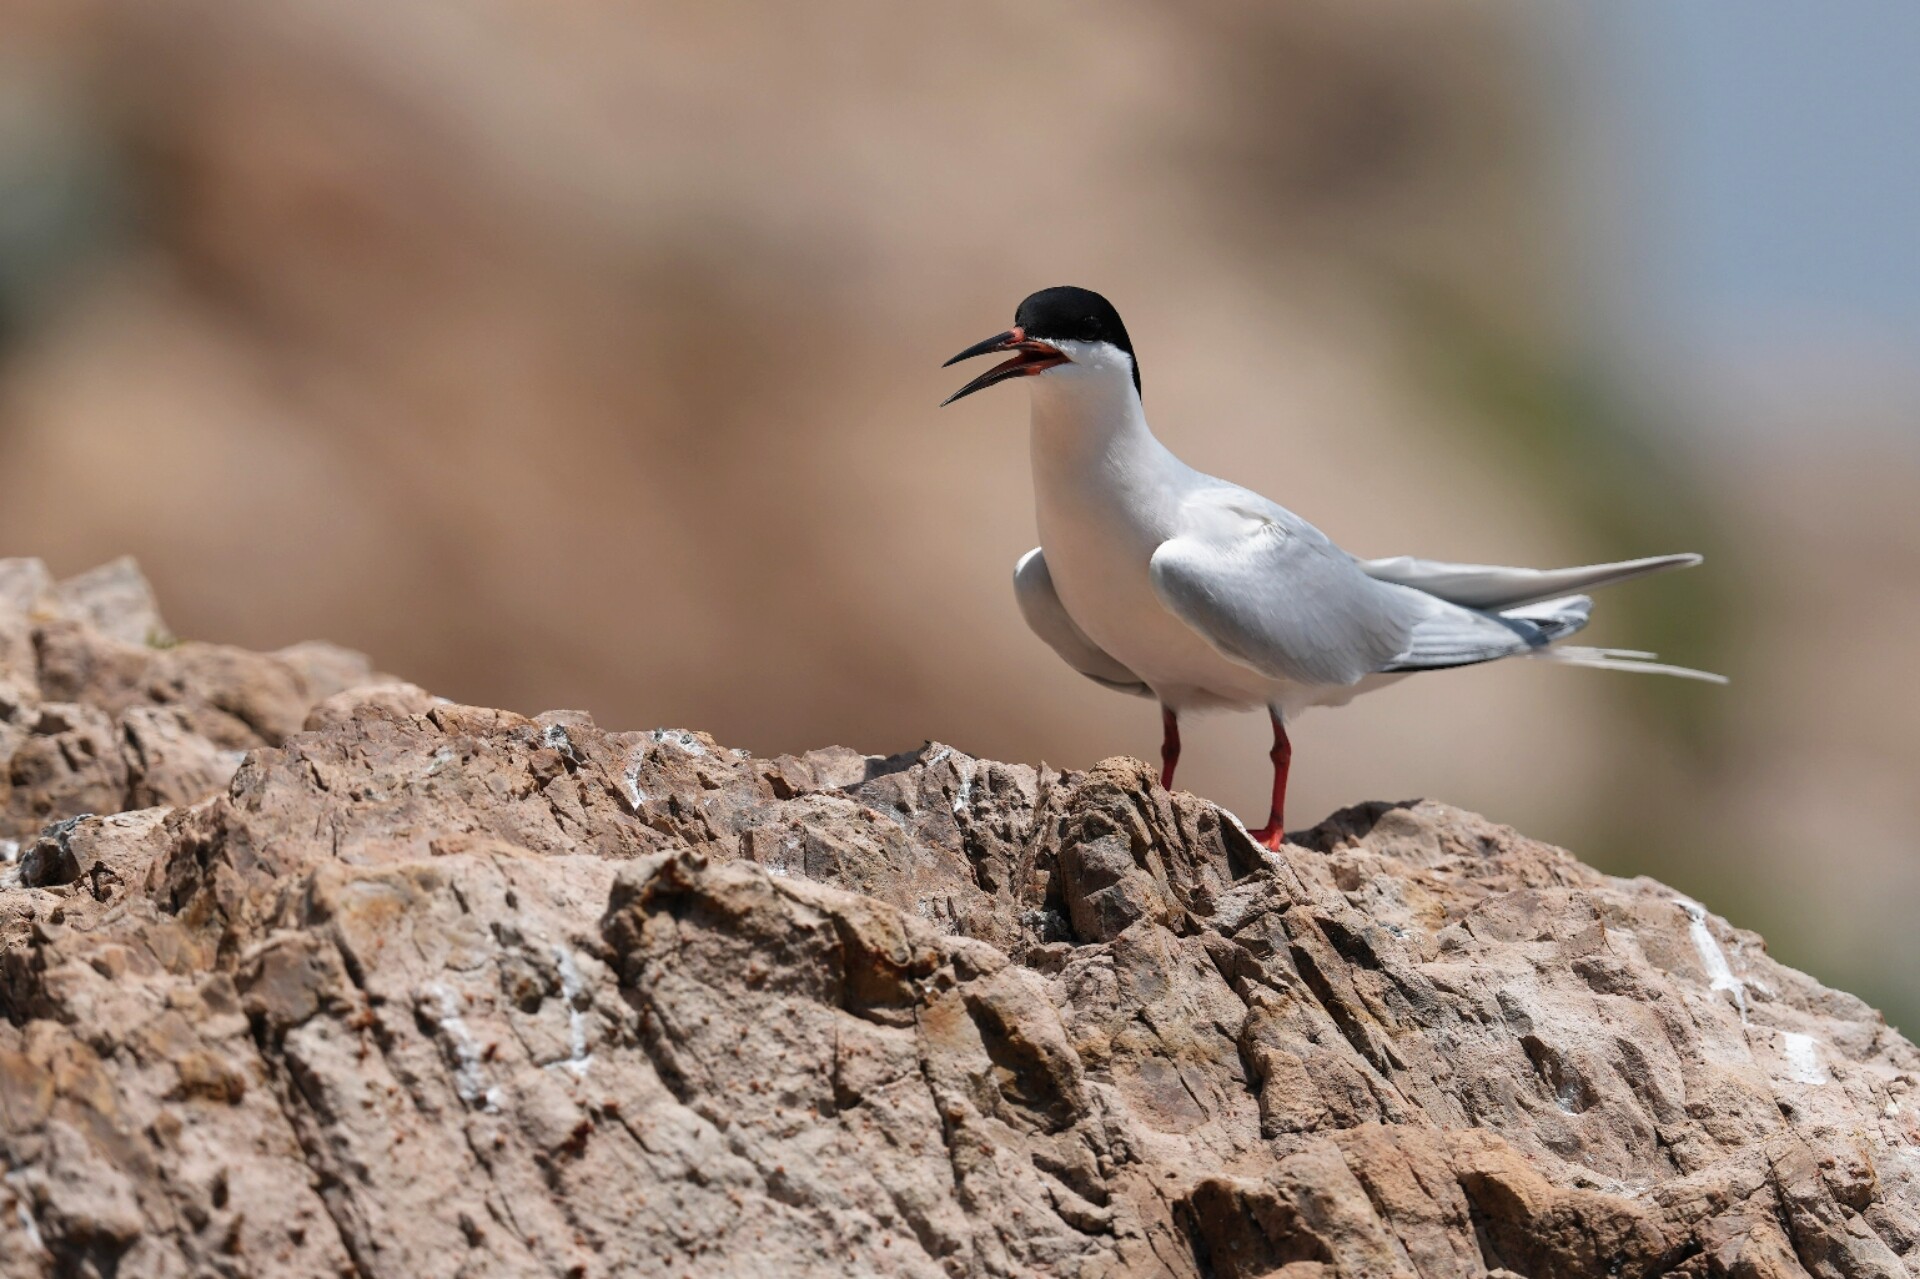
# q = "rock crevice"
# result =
<box><xmin>1</xmin><ymin>559</ymin><xmax>1915</xmax><ymax>1278</ymax></box>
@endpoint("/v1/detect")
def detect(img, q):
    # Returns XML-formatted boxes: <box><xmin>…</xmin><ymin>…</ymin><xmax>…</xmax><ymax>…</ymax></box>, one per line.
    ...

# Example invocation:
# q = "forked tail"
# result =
<box><xmin>1531</xmin><ymin>645</ymin><xmax>1727</xmax><ymax>683</ymax></box>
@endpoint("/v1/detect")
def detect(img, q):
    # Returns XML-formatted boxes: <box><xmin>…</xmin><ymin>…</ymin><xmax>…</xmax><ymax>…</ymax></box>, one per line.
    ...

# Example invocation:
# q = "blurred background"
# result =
<box><xmin>0</xmin><ymin>1</ymin><xmax>1914</xmax><ymax>1027</ymax></box>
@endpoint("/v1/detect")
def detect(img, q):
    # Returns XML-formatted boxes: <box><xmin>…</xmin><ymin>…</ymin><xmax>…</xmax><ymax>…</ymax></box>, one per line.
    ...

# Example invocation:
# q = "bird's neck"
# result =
<box><xmin>1028</xmin><ymin>371</ymin><xmax>1164</xmax><ymax>480</ymax></box>
<box><xmin>1027</xmin><ymin>371</ymin><xmax>1179</xmax><ymax>539</ymax></box>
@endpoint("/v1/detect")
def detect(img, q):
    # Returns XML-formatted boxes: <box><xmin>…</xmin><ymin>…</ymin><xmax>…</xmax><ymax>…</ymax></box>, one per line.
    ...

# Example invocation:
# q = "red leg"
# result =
<box><xmin>1158</xmin><ymin>706</ymin><xmax>1181</xmax><ymax>791</ymax></box>
<box><xmin>1248</xmin><ymin>711</ymin><xmax>1292</xmax><ymax>850</ymax></box>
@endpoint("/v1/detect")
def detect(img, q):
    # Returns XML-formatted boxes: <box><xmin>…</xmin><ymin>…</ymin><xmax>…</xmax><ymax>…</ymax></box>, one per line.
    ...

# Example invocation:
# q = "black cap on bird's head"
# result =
<box><xmin>941</xmin><ymin>286</ymin><xmax>1140</xmax><ymax>405</ymax></box>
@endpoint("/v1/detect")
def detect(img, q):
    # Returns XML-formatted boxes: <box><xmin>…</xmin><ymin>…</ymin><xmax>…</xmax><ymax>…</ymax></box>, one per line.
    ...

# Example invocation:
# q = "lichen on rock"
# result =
<box><xmin>1</xmin><ymin>560</ymin><xmax>1916</xmax><ymax>1278</ymax></box>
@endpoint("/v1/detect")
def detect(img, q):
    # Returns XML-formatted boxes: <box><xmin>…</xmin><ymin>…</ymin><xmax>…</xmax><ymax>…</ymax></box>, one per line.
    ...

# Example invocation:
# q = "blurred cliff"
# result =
<box><xmin>0</xmin><ymin>0</ymin><xmax>1913</xmax><ymax>1028</ymax></box>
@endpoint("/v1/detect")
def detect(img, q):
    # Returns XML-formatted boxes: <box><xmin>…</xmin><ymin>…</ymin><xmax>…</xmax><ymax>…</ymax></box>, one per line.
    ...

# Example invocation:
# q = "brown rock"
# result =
<box><xmin>0</xmin><ymin>559</ymin><xmax>384</xmax><ymax>848</ymax></box>
<box><xmin>52</xmin><ymin>558</ymin><xmax>171</xmax><ymax>649</ymax></box>
<box><xmin>2</xmin><ymin>568</ymin><xmax>1917</xmax><ymax>1277</ymax></box>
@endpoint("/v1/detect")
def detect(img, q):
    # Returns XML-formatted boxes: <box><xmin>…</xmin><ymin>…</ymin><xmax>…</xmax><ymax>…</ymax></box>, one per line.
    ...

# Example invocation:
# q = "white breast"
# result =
<box><xmin>1025</xmin><ymin>358</ymin><xmax>1283</xmax><ymax>712</ymax></box>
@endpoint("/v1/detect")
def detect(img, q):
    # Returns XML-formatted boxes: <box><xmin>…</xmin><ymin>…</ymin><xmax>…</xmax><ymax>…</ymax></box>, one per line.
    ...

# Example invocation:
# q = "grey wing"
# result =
<box><xmin>1147</xmin><ymin>501</ymin><xmax>1425</xmax><ymax>687</ymax></box>
<box><xmin>1013</xmin><ymin>548</ymin><xmax>1152</xmax><ymax>697</ymax></box>
<box><xmin>1360</xmin><ymin>552</ymin><xmax>1702</xmax><ymax>609</ymax></box>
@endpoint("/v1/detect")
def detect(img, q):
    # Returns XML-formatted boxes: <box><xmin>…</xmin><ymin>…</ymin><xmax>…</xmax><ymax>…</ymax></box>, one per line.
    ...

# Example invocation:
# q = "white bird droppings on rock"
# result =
<box><xmin>1781</xmin><ymin>1031</ymin><xmax>1827</xmax><ymax>1085</ymax></box>
<box><xmin>6</xmin><ymin>1172</ymin><xmax>45</xmax><ymax>1255</ymax></box>
<box><xmin>652</xmin><ymin>729</ymin><xmax>706</xmax><ymax>757</ymax></box>
<box><xmin>422</xmin><ymin>984</ymin><xmax>504</xmax><ymax>1112</ymax></box>
<box><xmin>551</xmin><ymin>945</ymin><xmax>594</xmax><ymax>1079</ymax></box>
<box><xmin>1680</xmin><ymin>899</ymin><xmax>1748</xmax><ymax>1022</ymax></box>
<box><xmin>621</xmin><ymin>757</ymin><xmax>648</xmax><ymax>811</ymax></box>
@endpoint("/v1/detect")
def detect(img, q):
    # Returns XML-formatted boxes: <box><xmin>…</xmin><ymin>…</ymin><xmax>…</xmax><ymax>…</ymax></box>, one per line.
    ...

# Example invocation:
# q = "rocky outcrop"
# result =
<box><xmin>0</xmin><ymin>557</ymin><xmax>378</xmax><ymax>853</ymax></box>
<box><xmin>1</xmin><ymin>561</ymin><xmax>1915</xmax><ymax>1279</ymax></box>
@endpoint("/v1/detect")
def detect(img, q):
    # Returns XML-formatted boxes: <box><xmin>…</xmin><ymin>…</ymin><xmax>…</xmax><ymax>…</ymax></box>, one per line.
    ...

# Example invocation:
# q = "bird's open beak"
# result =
<box><xmin>940</xmin><ymin>326</ymin><xmax>1068</xmax><ymax>405</ymax></box>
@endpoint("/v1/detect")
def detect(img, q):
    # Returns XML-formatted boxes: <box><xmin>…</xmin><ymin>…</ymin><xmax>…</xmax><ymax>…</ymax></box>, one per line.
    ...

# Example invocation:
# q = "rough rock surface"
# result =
<box><xmin>0</xmin><ymin>558</ymin><xmax>378</xmax><ymax>853</ymax></box>
<box><xmin>1</xmin><ymin>563</ymin><xmax>1916</xmax><ymax>1279</ymax></box>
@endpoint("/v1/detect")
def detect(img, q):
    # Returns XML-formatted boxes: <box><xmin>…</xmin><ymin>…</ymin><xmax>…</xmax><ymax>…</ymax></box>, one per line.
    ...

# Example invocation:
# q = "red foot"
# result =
<box><xmin>1248</xmin><ymin>711</ymin><xmax>1291</xmax><ymax>851</ymax></box>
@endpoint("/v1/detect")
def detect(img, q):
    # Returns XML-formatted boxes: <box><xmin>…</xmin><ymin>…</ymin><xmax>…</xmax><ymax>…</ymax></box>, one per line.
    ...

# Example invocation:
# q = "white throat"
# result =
<box><xmin>1025</xmin><ymin>338</ymin><xmax>1189</xmax><ymax>560</ymax></box>
<box><xmin>1026</xmin><ymin>339</ymin><xmax>1151</xmax><ymax>467</ymax></box>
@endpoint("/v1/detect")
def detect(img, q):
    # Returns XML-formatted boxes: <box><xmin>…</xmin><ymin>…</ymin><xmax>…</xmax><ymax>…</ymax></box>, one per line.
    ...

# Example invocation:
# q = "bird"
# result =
<box><xmin>941</xmin><ymin>285</ymin><xmax>1723</xmax><ymax>851</ymax></box>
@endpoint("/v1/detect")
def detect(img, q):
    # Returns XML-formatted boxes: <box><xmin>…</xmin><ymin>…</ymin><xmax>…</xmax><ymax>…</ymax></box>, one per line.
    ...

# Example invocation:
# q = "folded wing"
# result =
<box><xmin>1360</xmin><ymin>552</ymin><xmax>1702</xmax><ymax>609</ymax></box>
<box><xmin>1147</xmin><ymin>495</ymin><xmax>1725</xmax><ymax>687</ymax></box>
<box><xmin>1013</xmin><ymin>548</ymin><xmax>1152</xmax><ymax>696</ymax></box>
<box><xmin>1148</xmin><ymin>504</ymin><xmax>1422</xmax><ymax>687</ymax></box>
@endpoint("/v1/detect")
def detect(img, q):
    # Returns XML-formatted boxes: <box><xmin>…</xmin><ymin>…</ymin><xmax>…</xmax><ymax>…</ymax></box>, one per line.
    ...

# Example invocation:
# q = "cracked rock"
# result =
<box><xmin>2</xmin><ymin>563</ymin><xmax>1917</xmax><ymax>1278</ymax></box>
